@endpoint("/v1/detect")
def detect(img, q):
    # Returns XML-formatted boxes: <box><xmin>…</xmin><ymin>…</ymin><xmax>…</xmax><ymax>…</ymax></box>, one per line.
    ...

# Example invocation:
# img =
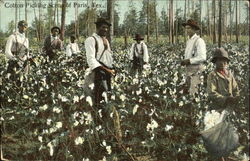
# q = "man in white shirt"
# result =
<box><xmin>129</xmin><ymin>34</ymin><xmax>149</xmax><ymax>74</ymax></box>
<box><xmin>43</xmin><ymin>26</ymin><xmax>63</xmax><ymax>61</ymax></box>
<box><xmin>181</xmin><ymin>19</ymin><xmax>206</xmax><ymax>96</ymax></box>
<box><xmin>85</xmin><ymin>18</ymin><xmax>115</xmax><ymax>106</ymax></box>
<box><xmin>5</xmin><ymin>20</ymin><xmax>29</xmax><ymax>78</ymax></box>
<box><xmin>66</xmin><ymin>35</ymin><xmax>80</xmax><ymax>57</ymax></box>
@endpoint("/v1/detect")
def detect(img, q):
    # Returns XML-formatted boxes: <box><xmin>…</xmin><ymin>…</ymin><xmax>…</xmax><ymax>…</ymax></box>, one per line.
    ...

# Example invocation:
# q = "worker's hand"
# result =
<box><xmin>109</xmin><ymin>69</ymin><xmax>116</xmax><ymax>76</ymax></box>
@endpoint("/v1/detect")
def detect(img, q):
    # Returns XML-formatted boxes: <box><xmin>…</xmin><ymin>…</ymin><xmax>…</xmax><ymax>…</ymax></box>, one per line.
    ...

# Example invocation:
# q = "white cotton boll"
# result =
<box><xmin>132</xmin><ymin>78</ymin><xmax>139</xmax><ymax>84</ymax></box>
<box><xmin>96</xmin><ymin>125</ymin><xmax>102</xmax><ymax>131</ymax></box>
<box><xmin>136</xmin><ymin>88</ymin><xmax>142</xmax><ymax>95</ymax></box>
<box><xmin>98</xmin><ymin>109</ymin><xmax>103</xmax><ymax>118</ymax></box>
<box><xmin>49</xmin><ymin>127</ymin><xmax>57</xmax><ymax>133</ymax></box>
<box><xmin>102</xmin><ymin>92</ymin><xmax>108</xmax><ymax>103</ymax></box>
<box><xmin>119</xmin><ymin>94</ymin><xmax>126</xmax><ymax>101</ymax></box>
<box><xmin>55</xmin><ymin>122</ymin><xmax>62</xmax><ymax>129</ymax></box>
<box><xmin>110</xmin><ymin>112</ymin><xmax>113</xmax><ymax>118</ymax></box>
<box><xmin>73</xmin><ymin>120</ymin><xmax>79</xmax><ymax>127</ymax></box>
<box><xmin>47</xmin><ymin>119</ymin><xmax>52</xmax><ymax>125</ymax></box>
<box><xmin>106</xmin><ymin>146</ymin><xmax>112</xmax><ymax>154</ymax></box>
<box><xmin>61</xmin><ymin>96</ymin><xmax>68</xmax><ymax>102</ymax></box>
<box><xmin>139</xmin><ymin>98</ymin><xmax>142</xmax><ymax>103</ymax></box>
<box><xmin>165</xmin><ymin>124</ymin><xmax>173</xmax><ymax>132</ymax></box>
<box><xmin>73</xmin><ymin>96</ymin><xmax>80</xmax><ymax>103</ymax></box>
<box><xmin>111</xmin><ymin>95</ymin><xmax>115</xmax><ymax>100</ymax></box>
<box><xmin>102</xmin><ymin>140</ymin><xmax>107</xmax><ymax>146</ymax></box>
<box><xmin>150</xmin><ymin>133</ymin><xmax>155</xmax><ymax>140</ymax></box>
<box><xmin>178</xmin><ymin>101</ymin><xmax>184</xmax><ymax>107</ymax></box>
<box><xmin>6</xmin><ymin>73</ymin><xmax>11</xmax><ymax>79</ymax></box>
<box><xmin>75</xmin><ymin>136</ymin><xmax>84</xmax><ymax>145</ymax></box>
<box><xmin>39</xmin><ymin>104</ymin><xmax>48</xmax><ymax>111</ymax></box>
<box><xmin>146</xmin><ymin>119</ymin><xmax>159</xmax><ymax>132</ymax></box>
<box><xmin>86</xmin><ymin>96</ymin><xmax>93</xmax><ymax>106</ymax></box>
<box><xmin>88</xmin><ymin>83</ymin><xmax>94</xmax><ymax>90</ymax></box>
<box><xmin>82</xmin><ymin>158</ymin><xmax>90</xmax><ymax>161</ymax></box>
<box><xmin>204</xmin><ymin>110</ymin><xmax>225</xmax><ymax>130</ymax></box>
<box><xmin>84</xmin><ymin>112</ymin><xmax>92</xmax><ymax>125</ymax></box>
<box><xmin>154</xmin><ymin>94</ymin><xmax>159</xmax><ymax>98</ymax></box>
<box><xmin>101</xmin><ymin>156</ymin><xmax>107</xmax><ymax>161</ymax></box>
<box><xmin>133</xmin><ymin>105</ymin><xmax>139</xmax><ymax>115</ymax></box>
<box><xmin>47</xmin><ymin>142</ymin><xmax>54</xmax><ymax>156</ymax></box>
<box><xmin>38</xmin><ymin>136</ymin><xmax>43</xmax><ymax>142</ymax></box>
<box><xmin>23</xmin><ymin>95</ymin><xmax>29</xmax><ymax>99</ymax></box>
<box><xmin>173</xmin><ymin>72</ymin><xmax>178</xmax><ymax>83</ymax></box>
<box><xmin>53</xmin><ymin>107</ymin><xmax>61</xmax><ymax>113</ymax></box>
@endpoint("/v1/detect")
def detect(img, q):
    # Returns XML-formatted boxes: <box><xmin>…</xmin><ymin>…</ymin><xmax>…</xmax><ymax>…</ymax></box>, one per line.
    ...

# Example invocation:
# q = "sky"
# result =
<box><xmin>0</xmin><ymin>0</ymin><xmax>248</xmax><ymax>32</ymax></box>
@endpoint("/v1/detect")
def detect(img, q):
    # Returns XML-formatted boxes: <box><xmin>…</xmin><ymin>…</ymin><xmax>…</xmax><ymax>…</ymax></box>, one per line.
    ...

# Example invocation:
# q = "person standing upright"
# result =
<box><xmin>66</xmin><ymin>35</ymin><xmax>80</xmax><ymax>57</ymax></box>
<box><xmin>129</xmin><ymin>34</ymin><xmax>149</xmax><ymax>74</ymax></box>
<box><xmin>181</xmin><ymin>19</ymin><xmax>206</xmax><ymax>96</ymax></box>
<box><xmin>43</xmin><ymin>26</ymin><xmax>64</xmax><ymax>61</ymax></box>
<box><xmin>5</xmin><ymin>20</ymin><xmax>29</xmax><ymax>80</ymax></box>
<box><xmin>84</xmin><ymin>18</ymin><xmax>115</xmax><ymax>106</ymax></box>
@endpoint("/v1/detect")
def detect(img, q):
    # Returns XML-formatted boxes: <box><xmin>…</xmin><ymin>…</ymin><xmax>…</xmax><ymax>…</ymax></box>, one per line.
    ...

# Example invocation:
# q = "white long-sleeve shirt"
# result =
<box><xmin>85</xmin><ymin>33</ymin><xmax>113</xmax><ymax>70</ymax></box>
<box><xmin>5</xmin><ymin>31</ymin><xmax>29</xmax><ymax>61</ymax></box>
<box><xmin>129</xmin><ymin>41</ymin><xmax>149</xmax><ymax>63</ymax></box>
<box><xmin>184</xmin><ymin>33</ymin><xmax>206</xmax><ymax>64</ymax></box>
<box><xmin>66</xmin><ymin>42</ymin><xmax>80</xmax><ymax>57</ymax></box>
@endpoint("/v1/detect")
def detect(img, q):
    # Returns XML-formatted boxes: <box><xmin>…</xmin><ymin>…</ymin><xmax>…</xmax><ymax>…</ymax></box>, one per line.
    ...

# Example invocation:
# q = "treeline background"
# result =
<box><xmin>0</xmin><ymin>0</ymin><xmax>249</xmax><ymax>48</ymax></box>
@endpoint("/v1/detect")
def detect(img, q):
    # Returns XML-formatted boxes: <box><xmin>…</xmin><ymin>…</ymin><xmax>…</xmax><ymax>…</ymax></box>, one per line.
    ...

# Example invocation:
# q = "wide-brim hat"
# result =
<box><xmin>18</xmin><ymin>20</ymin><xmax>28</xmax><ymax>27</ymax></box>
<box><xmin>133</xmin><ymin>34</ymin><xmax>144</xmax><ymax>40</ymax></box>
<box><xmin>95</xmin><ymin>18</ymin><xmax>111</xmax><ymax>26</ymax></box>
<box><xmin>211</xmin><ymin>48</ymin><xmax>230</xmax><ymax>63</ymax></box>
<box><xmin>182</xmin><ymin>19</ymin><xmax>200</xmax><ymax>30</ymax></box>
<box><xmin>51</xmin><ymin>26</ymin><xmax>61</xmax><ymax>34</ymax></box>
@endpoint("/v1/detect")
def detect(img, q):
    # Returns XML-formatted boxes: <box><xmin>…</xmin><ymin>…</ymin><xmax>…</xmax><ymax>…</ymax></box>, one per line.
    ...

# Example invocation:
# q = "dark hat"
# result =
<box><xmin>211</xmin><ymin>48</ymin><xmax>230</xmax><ymax>63</ymax></box>
<box><xmin>95</xmin><ymin>18</ymin><xmax>111</xmax><ymax>26</ymax></box>
<box><xmin>18</xmin><ymin>20</ymin><xmax>28</xmax><ymax>27</ymax></box>
<box><xmin>51</xmin><ymin>26</ymin><xmax>61</xmax><ymax>34</ymax></box>
<box><xmin>182</xmin><ymin>19</ymin><xmax>200</xmax><ymax>30</ymax></box>
<box><xmin>133</xmin><ymin>34</ymin><xmax>144</xmax><ymax>40</ymax></box>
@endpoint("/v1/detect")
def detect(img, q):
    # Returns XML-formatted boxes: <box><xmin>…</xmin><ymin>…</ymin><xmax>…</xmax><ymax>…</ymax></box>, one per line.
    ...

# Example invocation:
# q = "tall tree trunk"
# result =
<box><xmin>169</xmin><ymin>0</ymin><xmax>174</xmax><ymax>44</ymax></box>
<box><xmin>212</xmin><ymin>0</ymin><xmax>216</xmax><ymax>44</ymax></box>
<box><xmin>154</xmin><ymin>0</ymin><xmax>158</xmax><ymax>42</ymax></box>
<box><xmin>53</xmin><ymin>0</ymin><xmax>56</xmax><ymax>26</ymax></box>
<box><xmin>248</xmin><ymin>1</ymin><xmax>250</xmax><ymax>49</ymax></box>
<box><xmin>33</xmin><ymin>2</ymin><xmax>39</xmax><ymax>42</ymax></box>
<box><xmin>15</xmin><ymin>0</ymin><xmax>17</xmax><ymax>31</ymax></box>
<box><xmin>184</xmin><ymin>0</ymin><xmax>187</xmax><ymax>41</ymax></box>
<box><xmin>224</xmin><ymin>4</ymin><xmax>228</xmax><ymax>42</ymax></box>
<box><xmin>199</xmin><ymin>0</ymin><xmax>202</xmax><ymax>36</ymax></box>
<box><xmin>38</xmin><ymin>0</ymin><xmax>42</xmax><ymax>41</ymax></box>
<box><xmin>60</xmin><ymin>0</ymin><xmax>67</xmax><ymax>41</ymax></box>
<box><xmin>74</xmin><ymin>0</ymin><xmax>79</xmax><ymax>39</ymax></box>
<box><xmin>25</xmin><ymin>0</ymin><xmax>27</xmax><ymax>22</ymax></box>
<box><xmin>147</xmin><ymin>0</ymin><xmax>150</xmax><ymax>42</ymax></box>
<box><xmin>235</xmin><ymin>0</ymin><xmax>238</xmax><ymax>43</ymax></box>
<box><xmin>229</xmin><ymin>0</ymin><xmax>232</xmax><ymax>41</ymax></box>
<box><xmin>175</xmin><ymin>1</ymin><xmax>178</xmax><ymax>43</ymax></box>
<box><xmin>207</xmin><ymin>1</ymin><xmax>211</xmax><ymax>39</ymax></box>
<box><xmin>187</xmin><ymin>0</ymin><xmax>190</xmax><ymax>17</ymax></box>
<box><xmin>238</xmin><ymin>0</ymin><xmax>241</xmax><ymax>39</ymax></box>
<box><xmin>218</xmin><ymin>0</ymin><xmax>222</xmax><ymax>47</ymax></box>
<box><xmin>124</xmin><ymin>28</ymin><xmax>128</xmax><ymax>48</ymax></box>
<box><xmin>56</xmin><ymin>0</ymin><xmax>59</xmax><ymax>26</ymax></box>
<box><xmin>107</xmin><ymin>0</ymin><xmax>114</xmax><ymax>43</ymax></box>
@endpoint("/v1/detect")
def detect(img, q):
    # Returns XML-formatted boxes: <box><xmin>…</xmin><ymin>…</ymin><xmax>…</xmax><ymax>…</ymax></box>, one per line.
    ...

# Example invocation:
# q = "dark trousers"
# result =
<box><xmin>94</xmin><ymin>69</ymin><xmax>111</xmax><ymax>107</ymax></box>
<box><xmin>131</xmin><ymin>58</ymin><xmax>143</xmax><ymax>74</ymax></box>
